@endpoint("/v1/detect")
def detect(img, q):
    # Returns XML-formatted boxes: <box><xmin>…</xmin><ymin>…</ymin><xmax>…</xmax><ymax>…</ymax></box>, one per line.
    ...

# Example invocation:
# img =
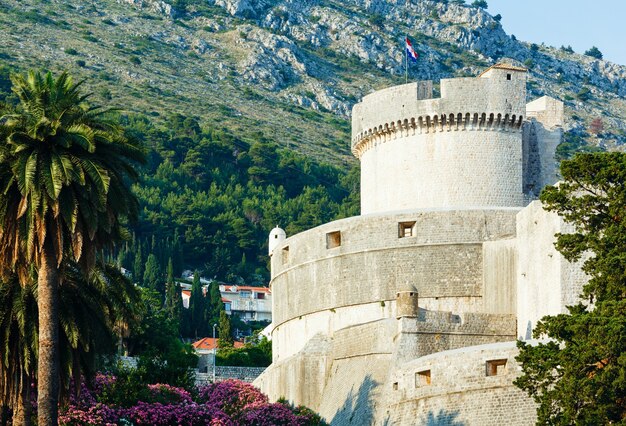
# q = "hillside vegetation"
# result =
<box><xmin>1</xmin><ymin>0</ymin><xmax>625</xmax><ymax>282</ymax></box>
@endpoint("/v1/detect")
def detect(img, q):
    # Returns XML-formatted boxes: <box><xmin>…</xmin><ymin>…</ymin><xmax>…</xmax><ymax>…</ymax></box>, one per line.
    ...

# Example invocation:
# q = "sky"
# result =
<box><xmin>486</xmin><ymin>0</ymin><xmax>626</xmax><ymax>66</ymax></box>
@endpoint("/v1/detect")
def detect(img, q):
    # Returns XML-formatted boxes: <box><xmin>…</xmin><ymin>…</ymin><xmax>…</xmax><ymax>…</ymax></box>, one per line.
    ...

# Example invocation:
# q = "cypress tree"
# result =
<box><xmin>133</xmin><ymin>244</ymin><xmax>143</xmax><ymax>284</ymax></box>
<box><xmin>189</xmin><ymin>270</ymin><xmax>205</xmax><ymax>338</ymax></box>
<box><xmin>143</xmin><ymin>253</ymin><xmax>162</xmax><ymax>294</ymax></box>
<box><xmin>217</xmin><ymin>310</ymin><xmax>233</xmax><ymax>348</ymax></box>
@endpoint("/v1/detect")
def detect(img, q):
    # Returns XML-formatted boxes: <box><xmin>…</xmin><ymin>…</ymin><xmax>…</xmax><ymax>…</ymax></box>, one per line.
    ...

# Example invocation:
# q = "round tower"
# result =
<box><xmin>268</xmin><ymin>226</ymin><xmax>286</xmax><ymax>256</ymax></box>
<box><xmin>351</xmin><ymin>64</ymin><xmax>528</xmax><ymax>215</ymax></box>
<box><xmin>396</xmin><ymin>283</ymin><xmax>419</xmax><ymax>319</ymax></box>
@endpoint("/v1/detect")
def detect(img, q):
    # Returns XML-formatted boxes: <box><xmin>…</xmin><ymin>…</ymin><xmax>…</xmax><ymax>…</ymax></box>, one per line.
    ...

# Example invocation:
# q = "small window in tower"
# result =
<box><xmin>486</xmin><ymin>359</ymin><xmax>507</xmax><ymax>376</ymax></box>
<box><xmin>507</xmin><ymin>73</ymin><xmax>512</xmax><ymax>81</ymax></box>
<box><xmin>393</xmin><ymin>382</ymin><xmax>398</xmax><ymax>391</ymax></box>
<box><xmin>326</xmin><ymin>231</ymin><xmax>341</xmax><ymax>249</ymax></box>
<box><xmin>282</xmin><ymin>246</ymin><xmax>289</xmax><ymax>265</ymax></box>
<box><xmin>415</xmin><ymin>370</ymin><xmax>431</xmax><ymax>387</ymax></box>
<box><xmin>398</xmin><ymin>221</ymin><xmax>416</xmax><ymax>238</ymax></box>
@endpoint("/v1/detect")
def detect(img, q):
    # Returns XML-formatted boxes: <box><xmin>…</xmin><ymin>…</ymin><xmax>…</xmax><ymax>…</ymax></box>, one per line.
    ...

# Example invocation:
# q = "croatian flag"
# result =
<box><xmin>405</xmin><ymin>37</ymin><xmax>419</xmax><ymax>62</ymax></box>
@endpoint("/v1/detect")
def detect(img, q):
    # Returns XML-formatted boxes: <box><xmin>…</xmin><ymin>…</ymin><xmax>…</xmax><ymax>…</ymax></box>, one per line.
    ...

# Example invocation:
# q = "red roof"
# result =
<box><xmin>192</xmin><ymin>337</ymin><xmax>244</xmax><ymax>351</ymax></box>
<box><xmin>222</xmin><ymin>298</ymin><xmax>231</xmax><ymax>303</ymax></box>
<box><xmin>182</xmin><ymin>290</ymin><xmax>191</xmax><ymax>297</ymax></box>
<box><xmin>221</xmin><ymin>285</ymin><xmax>271</xmax><ymax>294</ymax></box>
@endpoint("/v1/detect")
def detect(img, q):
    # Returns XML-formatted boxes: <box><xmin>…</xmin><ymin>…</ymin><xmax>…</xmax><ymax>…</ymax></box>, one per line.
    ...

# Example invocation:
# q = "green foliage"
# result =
<box><xmin>560</xmin><ymin>45</ymin><xmax>574</xmax><ymax>54</ymax></box>
<box><xmin>515</xmin><ymin>153</ymin><xmax>626</xmax><ymax>424</ymax></box>
<box><xmin>576</xmin><ymin>86</ymin><xmax>592</xmax><ymax>101</ymax></box>
<box><xmin>124</xmin><ymin>288</ymin><xmax>198</xmax><ymax>388</ymax></box>
<box><xmin>218</xmin><ymin>310</ymin><xmax>233</xmax><ymax>347</ymax></box>
<box><xmin>189</xmin><ymin>271</ymin><xmax>206</xmax><ymax>338</ymax></box>
<box><xmin>584</xmin><ymin>46</ymin><xmax>603</xmax><ymax>60</ymax></box>
<box><xmin>119</xmin><ymin>112</ymin><xmax>358</xmax><ymax>284</ymax></box>
<box><xmin>471</xmin><ymin>0</ymin><xmax>488</xmax><ymax>8</ymax></box>
<box><xmin>555</xmin><ymin>130</ymin><xmax>602</xmax><ymax>161</ymax></box>
<box><xmin>493</xmin><ymin>14</ymin><xmax>501</xmax><ymax>22</ymax></box>
<box><xmin>143</xmin><ymin>253</ymin><xmax>162</xmax><ymax>293</ymax></box>
<box><xmin>216</xmin><ymin>331</ymin><xmax>271</xmax><ymax>367</ymax></box>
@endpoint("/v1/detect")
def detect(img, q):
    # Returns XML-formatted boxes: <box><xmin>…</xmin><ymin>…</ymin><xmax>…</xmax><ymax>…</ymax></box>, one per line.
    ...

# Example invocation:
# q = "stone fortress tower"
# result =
<box><xmin>255</xmin><ymin>64</ymin><xmax>582</xmax><ymax>425</ymax></box>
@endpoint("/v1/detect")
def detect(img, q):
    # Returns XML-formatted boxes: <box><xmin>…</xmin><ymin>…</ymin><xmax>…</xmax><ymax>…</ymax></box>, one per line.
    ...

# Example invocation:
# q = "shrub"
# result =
<box><xmin>240</xmin><ymin>403</ymin><xmax>299</xmax><ymax>426</ymax></box>
<box><xmin>197</xmin><ymin>380</ymin><xmax>268</xmax><ymax>418</ymax></box>
<box><xmin>65</xmin><ymin>47</ymin><xmax>78</xmax><ymax>55</ymax></box>
<box><xmin>471</xmin><ymin>0</ymin><xmax>488</xmax><ymax>8</ymax></box>
<box><xmin>584</xmin><ymin>46</ymin><xmax>603</xmax><ymax>60</ymax></box>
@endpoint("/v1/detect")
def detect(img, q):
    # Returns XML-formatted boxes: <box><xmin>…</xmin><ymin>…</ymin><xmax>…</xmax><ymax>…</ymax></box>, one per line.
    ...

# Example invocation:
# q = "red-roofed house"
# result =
<box><xmin>193</xmin><ymin>337</ymin><xmax>245</xmax><ymax>373</ymax></box>
<box><xmin>181</xmin><ymin>290</ymin><xmax>191</xmax><ymax>309</ymax></box>
<box><xmin>219</xmin><ymin>285</ymin><xmax>272</xmax><ymax>322</ymax></box>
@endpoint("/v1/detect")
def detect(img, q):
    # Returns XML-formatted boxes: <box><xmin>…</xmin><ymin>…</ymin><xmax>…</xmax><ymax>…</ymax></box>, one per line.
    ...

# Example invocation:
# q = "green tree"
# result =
<box><xmin>0</xmin><ymin>263</ymin><xmax>140</xmax><ymax>425</ymax></box>
<box><xmin>515</xmin><ymin>152</ymin><xmax>626</xmax><ymax>424</ymax></box>
<box><xmin>0</xmin><ymin>71</ymin><xmax>144</xmax><ymax>424</ymax></box>
<box><xmin>133</xmin><ymin>244</ymin><xmax>144</xmax><ymax>283</ymax></box>
<box><xmin>218</xmin><ymin>310</ymin><xmax>233</xmax><ymax>348</ymax></box>
<box><xmin>584</xmin><ymin>46</ymin><xmax>603</xmax><ymax>60</ymax></box>
<box><xmin>207</xmin><ymin>280</ymin><xmax>225</xmax><ymax>326</ymax></box>
<box><xmin>143</xmin><ymin>253</ymin><xmax>162</xmax><ymax>294</ymax></box>
<box><xmin>164</xmin><ymin>258</ymin><xmax>182</xmax><ymax>327</ymax></box>
<box><xmin>188</xmin><ymin>270</ymin><xmax>205</xmax><ymax>338</ymax></box>
<box><xmin>471</xmin><ymin>0</ymin><xmax>488</xmax><ymax>8</ymax></box>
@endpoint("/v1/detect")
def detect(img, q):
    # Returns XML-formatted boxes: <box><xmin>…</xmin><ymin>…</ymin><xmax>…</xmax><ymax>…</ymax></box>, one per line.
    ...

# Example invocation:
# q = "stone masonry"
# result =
<box><xmin>255</xmin><ymin>64</ymin><xmax>577</xmax><ymax>425</ymax></box>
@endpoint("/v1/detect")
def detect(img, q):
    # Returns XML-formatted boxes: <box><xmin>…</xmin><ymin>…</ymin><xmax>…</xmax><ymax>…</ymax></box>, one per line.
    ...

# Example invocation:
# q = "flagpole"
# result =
<box><xmin>405</xmin><ymin>35</ymin><xmax>408</xmax><ymax>84</ymax></box>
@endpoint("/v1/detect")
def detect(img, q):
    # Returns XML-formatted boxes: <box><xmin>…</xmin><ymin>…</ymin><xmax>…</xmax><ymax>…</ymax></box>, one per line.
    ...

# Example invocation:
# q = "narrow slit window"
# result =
<box><xmin>507</xmin><ymin>73</ymin><xmax>512</xmax><ymax>81</ymax></box>
<box><xmin>392</xmin><ymin>382</ymin><xmax>398</xmax><ymax>391</ymax></box>
<box><xmin>326</xmin><ymin>231</ymin><xmax>341</xmax><ymax>249</ymax></box>
<box><xmin>486</xmin><ymin>359</ymin><xmax>507</xmax><ymax>376</ymax></box>
<box><xmin>415</xmin><ymin>370</ymin><xmax>431</xmax><ymax>387</ymax></box>
<box><xmin>398</xmin><ymin>221</ymin><xmax>416</xmax><ymax>238</ymax></box>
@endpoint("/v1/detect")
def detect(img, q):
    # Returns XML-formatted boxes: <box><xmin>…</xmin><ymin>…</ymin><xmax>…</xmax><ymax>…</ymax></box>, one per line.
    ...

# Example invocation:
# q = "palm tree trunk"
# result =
<box><xmin>12</xmin><ymin>370</ymin><xmax>31</xmax><ymax>426</ymax></box>
<box><xmin>37</xmin><ymin>242</ymin><xmax>59</xmax><ymax>426</ymax></box>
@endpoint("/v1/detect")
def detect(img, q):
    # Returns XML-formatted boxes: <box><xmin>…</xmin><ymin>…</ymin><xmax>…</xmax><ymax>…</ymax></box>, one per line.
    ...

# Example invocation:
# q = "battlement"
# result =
<box><xmin>348</xmin><ymin>65</ymin><xmax>539</xmax><ymax>214</ymax></box>
<box><xmin>352</xmin><ymin>66</ymin><xmax>527</xmax><ymax>150</ymax></box>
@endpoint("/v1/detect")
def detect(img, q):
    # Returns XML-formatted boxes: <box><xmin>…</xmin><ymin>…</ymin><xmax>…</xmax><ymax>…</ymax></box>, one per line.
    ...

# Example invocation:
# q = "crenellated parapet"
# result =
<box><xmin>352</xmin><ymin>111</ymin><xmax>525</xmax><ymax>158</ymax></box>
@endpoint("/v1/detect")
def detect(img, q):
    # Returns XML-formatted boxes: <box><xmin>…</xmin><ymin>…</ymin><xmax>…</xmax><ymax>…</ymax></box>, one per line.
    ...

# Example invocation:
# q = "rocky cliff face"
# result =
<box><xmin>2</xmin><ymin>0</ymin><xmax>625</xmax><ymax>161</ymax></box>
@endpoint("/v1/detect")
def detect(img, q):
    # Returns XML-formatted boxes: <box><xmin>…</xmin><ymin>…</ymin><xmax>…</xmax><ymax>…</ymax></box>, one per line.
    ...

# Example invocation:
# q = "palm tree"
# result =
<box><xmin>0</xmin><ymin>262</ymin><xmax>141</xmax><ymax>425</ymax></box>
<box><xmin>0</xmin><ymin>71</ymin><xmax>144</xmax><ymax>425</ymax></box>
<box><xmin>0</xmin><ymin>274</ymin><xmax>37</xmax><ymax>426</ymax></box>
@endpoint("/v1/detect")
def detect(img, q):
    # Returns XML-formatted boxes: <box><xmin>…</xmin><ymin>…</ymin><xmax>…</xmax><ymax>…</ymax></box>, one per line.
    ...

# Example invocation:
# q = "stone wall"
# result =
<box><xmin>482</xmin><ymin>238</ymin><xmax>517</xmax><ymax>314</ymax></box>
<box><xmin>382</xmin><ymin>342</ymin><xmax>537</xmax><ymax>425</ymax></box>
<box><xmin>195</xmin><ymin>366</ymin><xmax>266</xmax><ymax>385</ymax></box>
<box><xmin>351</xmin><ymin>68</ymin><xmax>528</xmax><ymax>214</ymax></box>
<box><xmin>358</xmin><ymin>128</ymin><xmax>524</xmax><ymax>213</ymax></box>
<box><xmin>516</xmin><ymin>201</ymin><xmax>587</xmax><ymax>339</ymax></box>
<box><xmin>523</xmin><ymin>96</ymin><xmax>563</xmax><ymax>198</ymax></box>
<box><xmin>270</xmin><ymin>209</ymin><xmax>518</xmax><ymax>360</ymax></box>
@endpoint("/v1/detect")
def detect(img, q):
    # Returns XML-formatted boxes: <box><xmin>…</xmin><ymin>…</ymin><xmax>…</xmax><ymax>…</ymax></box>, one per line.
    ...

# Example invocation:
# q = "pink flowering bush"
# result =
<box><xmin>197</xmin><ymin>379</ymin><xmax>268</xmax><ymax>418</ymax></box>
<box><xmin>240</xmin><ymin>402</ymin><xmax>299</xmax><ymax>426</ymax></box>
<box><xmin>147</xmin><ymin>383</ymin><xmax>193</xmax><ymax>404</ymax></box>
<box><xmin>59</xmin><ymin>403</ymin><xmax>119</xmax><ymax>426</ymax></box>
<box><xmin>59</xmin><ymin>376</ymin><xmax>327</xmax><ymax>426</ymax></box>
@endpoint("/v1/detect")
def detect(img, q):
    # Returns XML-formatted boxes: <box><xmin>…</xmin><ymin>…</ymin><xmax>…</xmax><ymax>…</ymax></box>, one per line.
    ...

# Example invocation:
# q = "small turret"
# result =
<box><xmin>396</xmin><ymin>283</ymin><xmax>419</xmax><ymax>319</ymax></box>
<box><xmin>268</xmin><ymin>226</ymin><xmax>286</xmax><ymax>256</ymax></box>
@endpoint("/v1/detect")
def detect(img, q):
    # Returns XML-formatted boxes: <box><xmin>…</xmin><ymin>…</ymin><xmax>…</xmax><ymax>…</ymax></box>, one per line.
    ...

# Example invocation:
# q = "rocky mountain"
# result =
<box><xmin>1</xmin><ymin>0</ymin><xmax>625</xmax><ymax>163</ymax></box>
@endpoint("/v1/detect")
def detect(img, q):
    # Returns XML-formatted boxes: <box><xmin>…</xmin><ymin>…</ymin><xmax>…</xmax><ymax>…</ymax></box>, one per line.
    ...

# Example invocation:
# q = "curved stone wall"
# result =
<box><xmin>358</xmin><ymin>129</ymin><xmax>524</xmax><ymax>214</ymax></box>
<box><xmin>351</xmin><ymin>68</ymin><xmax>527</xmax><ymax>214</ymax></box>
<box><xmin>384</xmin><ymin>342</ymin><xmax>536</xmax><ymax>425</ymax></box>
<box><xmin>270</xmin><ymin>209</ymin><xmax>518</xmax><ymax>359</ymax></box>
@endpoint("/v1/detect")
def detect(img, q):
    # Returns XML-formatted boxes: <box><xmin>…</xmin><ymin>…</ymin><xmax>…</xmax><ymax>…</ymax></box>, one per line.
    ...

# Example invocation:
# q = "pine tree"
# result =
<box><xmin>515</xmin><ymin>153</ymin><xmax>626</xmax><ymax>424</ymax></box>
